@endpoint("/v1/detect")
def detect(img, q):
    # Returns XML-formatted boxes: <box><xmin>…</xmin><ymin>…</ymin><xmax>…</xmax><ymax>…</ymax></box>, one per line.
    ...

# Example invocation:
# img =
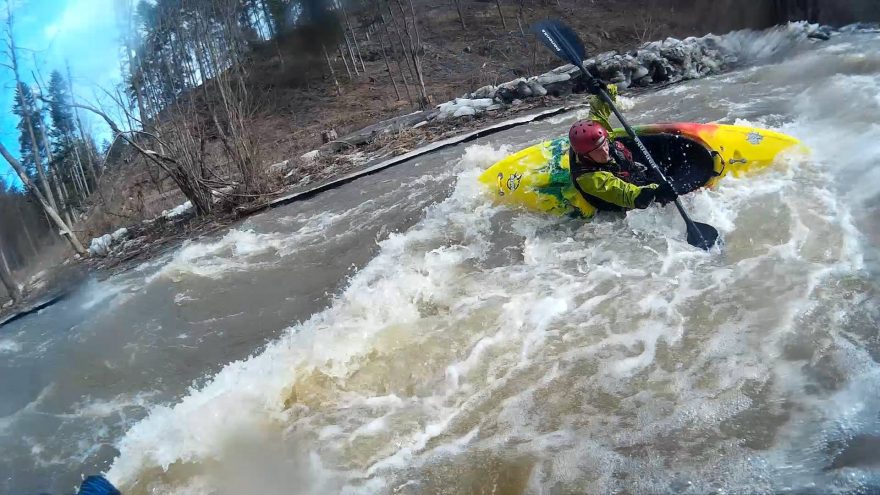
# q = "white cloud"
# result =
<box><xmin>43</xmin><ymin>0</ymin><xmax>115</xmax><ymax>41</ymax></box>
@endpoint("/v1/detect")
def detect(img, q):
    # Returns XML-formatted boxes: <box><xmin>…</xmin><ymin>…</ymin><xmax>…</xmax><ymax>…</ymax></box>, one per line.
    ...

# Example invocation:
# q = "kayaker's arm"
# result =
<box><xmin>575</xmin><ymin>171</ymin><xmax>659</xmax><ymax>209</ymax></box>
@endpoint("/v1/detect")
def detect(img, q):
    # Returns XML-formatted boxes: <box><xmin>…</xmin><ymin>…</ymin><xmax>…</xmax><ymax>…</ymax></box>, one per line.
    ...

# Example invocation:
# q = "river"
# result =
<box><xmin>2</xmin><ymin>24</ymin><xmax>879</xmax><ymax>495</ymax></box>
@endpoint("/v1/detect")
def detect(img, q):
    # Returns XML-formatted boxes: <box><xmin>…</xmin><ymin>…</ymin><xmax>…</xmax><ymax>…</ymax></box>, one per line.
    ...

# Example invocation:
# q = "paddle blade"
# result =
<box><xmin>78</xmin><ymin>476</ymin><xmax>121</xmax><ymax>495</ymax></box>
<box><xmin>532</xmin><ymin>20</ymin><xmax>586</xmax><ymax>66</ymax></box>
<box><xmin>686</xmin><ymin>221</ymin><xmax>720</xmax><ymax>250</ymax></box>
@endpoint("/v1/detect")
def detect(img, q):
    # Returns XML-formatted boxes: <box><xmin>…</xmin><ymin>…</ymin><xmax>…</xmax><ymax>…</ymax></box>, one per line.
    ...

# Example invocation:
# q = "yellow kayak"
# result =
<box><xmin>479</xmin><ymin>123</ymin><xmax>805</xmax><ymax>217</ymax></box>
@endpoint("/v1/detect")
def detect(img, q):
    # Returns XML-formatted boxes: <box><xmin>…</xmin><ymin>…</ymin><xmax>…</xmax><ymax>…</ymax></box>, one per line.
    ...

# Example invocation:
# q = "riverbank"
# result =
<box><xmin>0</xmin><ymin>19</ymin><xmax>844</xmax><ymax>323</ymax></box>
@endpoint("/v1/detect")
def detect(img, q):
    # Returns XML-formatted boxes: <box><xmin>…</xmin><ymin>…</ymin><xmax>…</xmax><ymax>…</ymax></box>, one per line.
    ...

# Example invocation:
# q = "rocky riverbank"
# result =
<box><xmin>74</xmin><ymin>22</ymin><xmax>845</xmax><ymax>273</ymax></box>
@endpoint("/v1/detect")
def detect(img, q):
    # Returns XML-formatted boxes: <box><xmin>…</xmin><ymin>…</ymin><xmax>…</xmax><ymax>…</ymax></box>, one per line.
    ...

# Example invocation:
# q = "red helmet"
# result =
<box><xmin>568</xmin><ymin>120</ymin><xmax>608</xmax><ymax>154</ymax></box>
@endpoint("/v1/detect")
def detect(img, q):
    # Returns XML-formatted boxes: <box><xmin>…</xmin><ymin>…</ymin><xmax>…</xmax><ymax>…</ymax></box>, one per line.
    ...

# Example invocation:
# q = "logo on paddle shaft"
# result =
<box><xmin>541</xmin><ymin>29</ymin><xmax>561</xmax><ymax>52</ymax></box>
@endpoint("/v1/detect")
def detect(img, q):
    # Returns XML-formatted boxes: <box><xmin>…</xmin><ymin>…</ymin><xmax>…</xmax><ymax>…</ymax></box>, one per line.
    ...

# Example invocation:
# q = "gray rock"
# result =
<box><xmin>498</xmin><ymin>77</ymin><xmax>526</xmax><ymax>90</ymax></box>
<box><xmin>597</xmin><ymin>58</ymin><xmax>623</xmax><ymax>79</ymax></box>
<box><xmin>527</xmin><ymin>80</ymin><xmax>547</xmax><ymax>97</ymax></box>
<box><xmin>537</xmin><ymin>72</ymin><xmax>570</xmax><ymax>85</ymax></box>
<box><xmin>111</xmin><ymin>228</ymin><xmax>129</xmax><ymax>242</ymax></box>
<box><xmin>88</xmin><ymin>234</ymin><xmax>113</xmax><ymax>257</ymax></box>
<box><xmin>550</xmin><ymin>63</ymin><xmax>576</xmax><ymax>74</ymax></box>
<box><xmin>453</xmin><ymin>106</ymin><xmax>477</xmax><ymax>117</ymax></box>
<box><xmin>511</xmin><ymin>99</ymin><xmax>523</xmax><ymax>106</ymax></box>
<box><xmin>269</xmin><ymin>159</ymin><xmax>293</xmax><ymax>174</ymax></box>
<box><xmin>609</xmin><ymin>71</ymin><xmax>627</xmax><ymax>84</ymax></box>
<box><xmin>631</xmin><ymin>65</ymin><xmax>650</xmax><ymax>80</ymax></box>
<box><xmin>471</xmin><ymin>84</ymin><xmax>496</xmax><ymax>99</ymax></box>
<box><xmin>515</xmin><ymin>80</ymin><xmax>533</xmax><ymax>98</ymax></box>
<box><xmin>661</xmin><ymin>43</ymin><xmax>689</xmax><ymax>64</ymax></box>
<box><xmin>494</xmin><ymin>86</ymin><xmax>518</xmax><ymax>103</ymax></box>
<box><xmin>636</xmin><ymin>49</ymin><xmax>662</xmax><ymax>66</ymax></box>
<box><xmin>595</xmin><ymin>51</ymin><xmax>618</xmax><ymax>64</ymax></box>
<box><xmin>465</xmin><ymin>98</ymin><xmax>496</xmax><ymax>109</ymax></box>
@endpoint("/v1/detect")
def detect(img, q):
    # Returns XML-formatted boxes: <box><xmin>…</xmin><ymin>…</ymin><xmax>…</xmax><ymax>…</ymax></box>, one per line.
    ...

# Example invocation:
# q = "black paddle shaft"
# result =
<box><xmin>594</xmin><ymin>89</ymin><xmax>710</xmax><ymax>237</ymax></box>
<box><xmin>533</xmin><ymin>20</ymin><xmax>719</xmax><ymax>250</ymax></box>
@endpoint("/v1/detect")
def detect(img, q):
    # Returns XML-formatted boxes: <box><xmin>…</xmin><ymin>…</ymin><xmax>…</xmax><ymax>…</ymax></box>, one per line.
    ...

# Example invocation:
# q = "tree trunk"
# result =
<box><xmin>0</xmin><ymin>141</ymin><xmax>86</xmax><ymax>255</ymax></box>
<box><xmin>260</xmin><ymin>0</ymin><xmax>276</xmax><ymax>36</ymax></box>
<box><xmin>381</xmin><ymin>12</ymin><xmax>413</xmax><ymax>105</ymax></box>
<box><xmin>6</xmin><ymin>6</ymin><xmax>58</xmax><ymax>212</ymax></box>
<box><xmin>379</xmin><ymin>32</ymin><xmax>401</xmax><ymax>100</ymax></box>
<box><xmin>453</xmin><ymin>0</ymin><xmax>466</xmax><ymax>29</ymax></box>
<box><xmin>323</xmin><ymin>44</ymin><xmax>342</xmax><ymax>95</ymax></box>
<box><xmin>17</xmin><ymin>86</ymin><xmax>58</xmax><ymax>212</ymax></box>
<box><xmin>397</xmin><ymin>0</ymin><xmax>429</xmax><ymax>107</ymax></box>
<box><xmin>0</xmin><ymin>241</ymin><xmax>21</xmax><ymax>304</ymax></box>
<box><xmin>496</xmin><ymin>0</ymin><xmax>507</xmax><ymax>28</ymax></box>
<box><xmin>386</xmin><ymin>3</ymin><xmax>417</xmax><ymax>82</ymax></box>
<box><xmin>340</xmin><ymin>0</ymin><xmax>367</xmax><ymax>73</ymax></box>
<box><xmin>68</xmin><ymin>64</ymin><xmax>100</xmax><ymax>183</ymax></box>
<box><xmin>339</xmin><ymin>44</ymin><xmax>353</xmax><ymax>79</ymax></box>
<box><xmin>16</xmin><ymin>202</ymin><xmax>39</xmax><ymax>257</ymax></box>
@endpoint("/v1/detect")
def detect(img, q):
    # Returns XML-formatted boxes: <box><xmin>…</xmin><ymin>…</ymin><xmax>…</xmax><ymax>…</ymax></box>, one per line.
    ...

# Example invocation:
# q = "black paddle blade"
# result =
<box><xmin>686</xmin><ymin>221</ymin><xmax>720</xmax><ymax>250</ymax></box>
<box><xmin>532</xmin><ymin>20</ymin><xmax>586</xmax><ymax>66</ymax></box>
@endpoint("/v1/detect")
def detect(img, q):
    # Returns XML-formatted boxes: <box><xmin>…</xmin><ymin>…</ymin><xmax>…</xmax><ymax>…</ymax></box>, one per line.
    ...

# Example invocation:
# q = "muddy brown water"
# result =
<box><xmin>2</xmin><ymin>26</ymin><xmax>879</xmax><ymax>495</ymax></box>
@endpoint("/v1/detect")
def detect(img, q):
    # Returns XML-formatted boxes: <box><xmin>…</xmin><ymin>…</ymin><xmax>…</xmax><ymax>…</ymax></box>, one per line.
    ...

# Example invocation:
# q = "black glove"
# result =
<box><xmin>654</xmin><ymin>181</ymin><xmax>678</xmax><ymax>204</ymax></box>
<box><xmin>586</xmin><ymin>77</ymin><xmax>605</xmax><ymax>95</ymax></box>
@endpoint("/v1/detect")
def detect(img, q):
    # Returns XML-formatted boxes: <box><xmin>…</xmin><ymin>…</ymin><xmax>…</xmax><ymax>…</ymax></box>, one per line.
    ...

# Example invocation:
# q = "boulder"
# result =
<box><xmin>527</xmin><ymin>80</ymin><xmax>547</xmax><ymax>97</ymax></box>
<box><xmin>88</xmin><ymin>234</ymin><xmax>113</xmax><ymax>257</ymax></box>
<box><xmin>300</xmin><ymin>150</ymin><xmax>320</xmax><ymax>163</ymax></box>
<box><xmin>453</xmin><ymin>106</ymin><xmax>477</xmax><ymax>117</ymax></box>
<box><xmin>470</xmin><ymin>84</ymin><xmax>496</xmax><ymax>99</ymax></box>
<box><xmin>111</xmin><ymin>228</ymin><xmax>129</xmax><ymax>243</ymax></box>
<box><xmin>631</xmin><ymin>65</ymin><xmax>650</xmax><ymax>80</ymax></box>
<box><xmin>514</xmin><ymin>80</ymin><xmax>533</xmax><ymax>98</ymax></box>
<box><xmin>494</xmin><ymin>86</ymin><xmax>518</xmax><ymax>103</ymax></box>
<box><xmin>536</xmin><ymin>72</ymin><xmax>570</xmax><ymax>85</ymax></box>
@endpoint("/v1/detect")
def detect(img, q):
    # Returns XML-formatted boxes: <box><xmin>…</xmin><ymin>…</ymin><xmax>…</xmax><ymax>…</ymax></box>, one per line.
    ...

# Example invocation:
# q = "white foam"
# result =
<box><xmin>0</xmin><ymin>338</ymin><xmax>21</xmax><ymax>354</ymax></box>
<box><xmin>105</xmin><ymin>35</ymin><xmax>879</xmax><ymax>494</ymax></box>
<box><xmin>74</xmin><ymin>391</ymin><xmax>159</xmax><ymax>418</ymax></box>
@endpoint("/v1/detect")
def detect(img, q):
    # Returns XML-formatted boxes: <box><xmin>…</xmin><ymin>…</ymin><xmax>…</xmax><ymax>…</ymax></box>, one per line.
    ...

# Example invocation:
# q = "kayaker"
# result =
<box><xmin>568</xmin><ymin>81</ymin><xmax>676</xmax><ymax>211</ymax></box>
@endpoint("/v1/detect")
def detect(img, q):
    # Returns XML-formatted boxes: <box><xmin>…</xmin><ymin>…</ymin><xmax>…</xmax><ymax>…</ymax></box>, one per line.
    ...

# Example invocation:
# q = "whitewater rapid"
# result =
<box><xmin>2</xmin><ymin>23</ymin><xmax>878</xmax><ymax>495</ymax></box>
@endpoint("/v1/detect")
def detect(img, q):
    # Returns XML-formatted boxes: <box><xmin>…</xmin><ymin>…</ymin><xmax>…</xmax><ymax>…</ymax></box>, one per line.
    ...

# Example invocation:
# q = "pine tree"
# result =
<box><xmin>47</xmin><ymin>71</ymin><xmax>76</xmax><ymax>146</ymax></box>
<box><xmin>12</xmin><ymin>84</ymin><xmax>46</xmax><ymax>185</ymax></box>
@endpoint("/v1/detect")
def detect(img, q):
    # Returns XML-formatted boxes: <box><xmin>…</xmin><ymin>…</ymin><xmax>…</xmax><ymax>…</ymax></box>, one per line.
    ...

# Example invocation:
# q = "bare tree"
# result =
<box><xmin>378</xmin><ymin>31</ymin><xmax>401</xmax><ymax>100</ymax></box>
<box><xmin>1</xmin><ymin>1</ymin><xmax>84</xmax><ymax>254</ymax></box>
<box><xmin>452</xmin><ymin>0</ymin><xmax>466</xmax><ymax>29</ymax></box>
<box><xmin>496</xmin><ymin>0</ymin><xmax>507</xmax><ymax>28</ymax></box>
<box><xmin>322</xmin><ymin>44</ymin><xmax>343</xmax><ymax>95</ymax></box>
<box><xmin>339</xmin><ymin>0</ymin><xmax>367</xmax><ymax>73</ymax></box>
<box><xmin>394</xmin><ymin>0</ymin><xmax>429</xmax><ymax>107</ymax></box>
<box><xmin>339</xmin><ymin>43</ymin><xmax>353</xmax><ymax>79</ymax></box>
<box><xmin>0</xmin><ymin>141</ymin><xmax>86</xmax><ymax>254</ymax></box>
<box><xmin>1</xmin><ymin>11</ymin><xmax>58</xmax><ymax>213</ymax></box>
<box><xmin>0</xmin><ymin>239</ymin><xmax>21</xmax><ymax>304</ymax></box>
<box><xmin>380</xmin><ymin>8</ymin><xmax>414</xmax><ymax>105</ymax></box>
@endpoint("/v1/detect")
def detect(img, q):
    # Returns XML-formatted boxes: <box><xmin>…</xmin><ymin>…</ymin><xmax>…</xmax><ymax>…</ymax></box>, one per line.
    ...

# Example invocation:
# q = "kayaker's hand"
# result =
<box><xmin>654</xmin><ymin>182</ymin><xmax>678</xmax><ymax>204</ymax></box>
<box><xmin>634</xmin><ymin>184</ymin><xmax>658</xmax><ymax>209</ymax></box>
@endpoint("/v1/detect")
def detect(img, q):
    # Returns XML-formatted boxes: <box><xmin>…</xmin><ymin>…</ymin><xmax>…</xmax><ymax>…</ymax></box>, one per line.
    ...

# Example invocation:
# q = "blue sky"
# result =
<box><xmin>1</xmin><ymin>0</ymin><xmax>122</xmax><ymax>188</ymax></box>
